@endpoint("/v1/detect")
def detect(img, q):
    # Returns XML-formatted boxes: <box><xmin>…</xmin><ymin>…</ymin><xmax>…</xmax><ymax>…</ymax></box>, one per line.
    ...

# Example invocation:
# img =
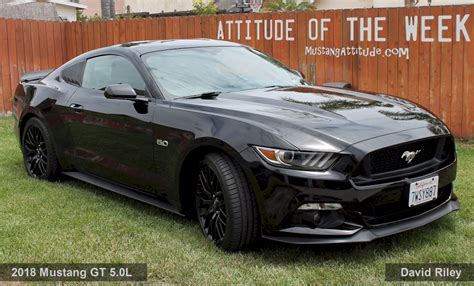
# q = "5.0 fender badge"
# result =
<box><xmin>401</xmin><ymin>150</ymin><xmax>421</xmax><ymax>164</ymax></box>
<box><xmin>156</xmin><ymin>139</ymin><xmax>169</xmax><ymax>147</ymax></box>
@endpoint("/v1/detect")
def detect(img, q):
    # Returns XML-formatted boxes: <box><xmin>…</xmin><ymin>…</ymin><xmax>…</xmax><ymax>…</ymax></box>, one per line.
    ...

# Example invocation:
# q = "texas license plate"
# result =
<box><xmin>408</xmin><ymin>176</ymin><xmax>439</xmax><ymax>207</ymax></box>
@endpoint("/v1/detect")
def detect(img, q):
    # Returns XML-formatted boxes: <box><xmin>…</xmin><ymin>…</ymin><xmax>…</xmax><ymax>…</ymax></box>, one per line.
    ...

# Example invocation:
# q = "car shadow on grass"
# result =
<box><xmin>250</xmin><ymin>217</ymin><xmax>455</xmax><ymax>265</ymax></box>
<box><xmin>58</xmin><ymin>174</ymin><xmax>457</xmax><ymax>265</ymax></box>
<box><xmin>59</xmin><ymin>175</ymin><xmax>194</xmax><ymax>224</ymax></box>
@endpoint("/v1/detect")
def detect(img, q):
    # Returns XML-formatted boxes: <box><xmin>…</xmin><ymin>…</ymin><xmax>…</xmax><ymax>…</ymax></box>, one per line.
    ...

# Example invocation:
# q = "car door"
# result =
<box><xmin>66</xmin><ymin>54</ymin><xmax>157</xmax><ymax>192</ymax></box>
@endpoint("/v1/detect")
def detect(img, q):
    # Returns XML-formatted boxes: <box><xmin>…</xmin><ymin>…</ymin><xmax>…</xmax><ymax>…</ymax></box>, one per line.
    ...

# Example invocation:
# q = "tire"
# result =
<box><xmin>195</xmin><ymin>153</ymin><xmax>259</xmax><ymax>251</ymax></box>
<box><xmin>21</xmin><ymin>117</ymin><xmax>61</xmax><ymax>181</ymax></box>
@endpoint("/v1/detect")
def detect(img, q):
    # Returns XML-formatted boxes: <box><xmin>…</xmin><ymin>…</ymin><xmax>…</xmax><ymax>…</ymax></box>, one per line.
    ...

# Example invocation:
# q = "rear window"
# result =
<box><xmin>61</xmin><ymin>62</ymin><xmax>85</xmax><ymax>87</ymax></box>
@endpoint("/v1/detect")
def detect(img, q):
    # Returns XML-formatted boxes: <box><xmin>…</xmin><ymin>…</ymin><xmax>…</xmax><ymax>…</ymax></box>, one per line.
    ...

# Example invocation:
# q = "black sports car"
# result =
<box><xmin>13</xmin><ymin>39</ymin><xmax>459</xmax><ymax>251</ymax></box>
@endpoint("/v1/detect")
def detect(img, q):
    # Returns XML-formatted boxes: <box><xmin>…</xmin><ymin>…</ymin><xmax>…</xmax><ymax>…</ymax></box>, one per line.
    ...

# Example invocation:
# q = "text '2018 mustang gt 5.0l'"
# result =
<box><xmin>13</xmin><ymin>39</ymin><xmax>459</xmax><ymax>251</ymax></box>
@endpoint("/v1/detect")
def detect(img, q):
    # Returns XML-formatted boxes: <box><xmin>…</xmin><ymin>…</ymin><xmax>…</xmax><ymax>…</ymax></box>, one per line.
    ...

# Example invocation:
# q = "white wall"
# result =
<box><xmin>313</xmin><ymin>0</ymin><xmax>373</xmax><ymax>10</ymax></box>
<box><xmin>374</xmin><ymin>0</ymin><xmax>474</xmax><ymax>8</ymax></box>
<box><xmin>0</xmin><ymin>2</ymin><xmax>59</xmax><ymax>20</ymax></box>
<box><xmin>373</xmin><ymin>0</ymin><xmax>403</xmax><ymax>8</ymax></box>
<box><xmin>417</xmin><ymin>0</ymin><xmax>474</xmax><ymax>5</ymax></box>
<box><xmin>124</xmin><ymin>0</ymin><xmax>214</xmax><ymax>13</ymax></box>
<box><xmin>55</xmin><ymin>4</ymin><xmax>77</xmax><ymax>21</ymax></box>
<box><xmin>315</xmin><ymin>0</ymin><xmax>474</xmax><ymax>9</ymax></box>
<box><xmin>117</xmin><ymin>0</ymin><xmax>474</xmax><ymax>14</ymax></box>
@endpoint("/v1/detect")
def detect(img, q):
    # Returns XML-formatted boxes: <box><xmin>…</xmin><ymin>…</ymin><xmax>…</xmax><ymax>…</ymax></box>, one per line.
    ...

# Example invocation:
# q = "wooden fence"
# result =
<box><xmin>0</xmin><ymin>6</ymin><xmax>473</xmax><ymax>137</ymax></box>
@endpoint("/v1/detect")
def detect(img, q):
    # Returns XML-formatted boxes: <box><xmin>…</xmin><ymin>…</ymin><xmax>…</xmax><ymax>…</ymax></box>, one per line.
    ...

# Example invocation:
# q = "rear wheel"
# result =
<box><xmin>21</xmin><ymin>117</ymin><xmax>60</xmax><ymax>181</ymax></box>
<box><xmin>195</xmin><ymin>153</ymin><xmax>259</xmax><ymax>251</ymax></box>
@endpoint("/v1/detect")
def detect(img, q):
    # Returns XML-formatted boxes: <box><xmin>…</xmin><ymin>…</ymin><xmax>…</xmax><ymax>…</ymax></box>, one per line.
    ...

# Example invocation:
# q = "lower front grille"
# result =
<box><xmin>356</xmin><ymin>184</ymin><xmax>453</xmax><ymax>226</ymax></box>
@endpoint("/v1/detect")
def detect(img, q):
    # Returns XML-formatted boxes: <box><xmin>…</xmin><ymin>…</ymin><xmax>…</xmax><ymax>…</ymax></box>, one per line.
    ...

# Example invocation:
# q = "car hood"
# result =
<box><xmin>172</xmin><ymin>86</ymin><xmax>449</xmax><ymax>152</ymax></box>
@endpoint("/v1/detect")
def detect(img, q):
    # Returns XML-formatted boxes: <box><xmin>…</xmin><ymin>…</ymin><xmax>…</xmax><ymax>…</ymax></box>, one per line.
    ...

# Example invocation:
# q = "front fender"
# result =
<box><xmin>152</xmin><ymin>102</ymin><xmax>295</xmax><ymax>208</ymax></box>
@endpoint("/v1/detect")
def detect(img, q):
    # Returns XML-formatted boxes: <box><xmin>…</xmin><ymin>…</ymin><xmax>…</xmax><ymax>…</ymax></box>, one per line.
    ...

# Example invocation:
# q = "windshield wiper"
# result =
<box><xmin>264</xmin><ymin>85</ymin><xmax>295</xmax><ymax>90</ymax></box>
<box><xmin>176</xmin><ymin>91</ymin><xmax>222</xmax><ymax>100</ymax></box>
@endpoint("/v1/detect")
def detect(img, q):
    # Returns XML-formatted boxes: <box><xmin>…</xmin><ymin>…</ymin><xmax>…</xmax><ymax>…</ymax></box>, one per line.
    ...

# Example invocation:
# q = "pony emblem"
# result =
<box><xmin>401</xmin><ymin>150</ymin><xmax>421</xmax><ymax>164</ymax></box>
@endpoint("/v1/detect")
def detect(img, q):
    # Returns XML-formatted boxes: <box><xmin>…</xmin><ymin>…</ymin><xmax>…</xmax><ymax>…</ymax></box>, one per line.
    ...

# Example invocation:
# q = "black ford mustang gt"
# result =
<box><xmin>13</xmin><ymin>39</ymin><xmax>459</xmax><ymax>251</ymax></box>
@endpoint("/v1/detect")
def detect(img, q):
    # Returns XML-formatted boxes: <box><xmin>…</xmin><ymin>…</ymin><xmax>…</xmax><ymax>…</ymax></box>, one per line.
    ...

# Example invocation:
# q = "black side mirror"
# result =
<box><xmin>104</xmin><ymin>84</ymin><xmax>137</xmax><ymax>100</ymax></box>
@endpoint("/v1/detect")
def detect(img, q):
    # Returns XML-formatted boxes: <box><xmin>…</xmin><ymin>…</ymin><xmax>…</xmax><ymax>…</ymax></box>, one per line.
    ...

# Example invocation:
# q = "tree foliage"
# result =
<box><xmin>192</xmin><ymin>0</ymin><xmax>218</xmax><ymax>15</ymax></box>
<box><xmin>262</xmin><ymin>0</ymin><xmax>316</xmax><ymax>12</ymax></box>
<box><xmin>76</xmin><ymin>10</ymin><xmax>101</xmax><ymax>22</ymax></box>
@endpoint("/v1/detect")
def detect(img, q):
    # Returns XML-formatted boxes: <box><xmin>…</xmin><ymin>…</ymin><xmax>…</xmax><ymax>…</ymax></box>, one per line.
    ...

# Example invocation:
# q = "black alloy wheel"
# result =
<box><xmin>22</xmin><ymin>118</ymin><xmax>60</xmax><ymax>181</ymax></box>
<box><xmin>195</xmin><ymin>153</ymin><xmax>259</xmax><ymax>251</ymax></box>
<box><xmin>196</xmin><ymin>162</ymin><xmax>227</xmax><ymax>245</ymax></box>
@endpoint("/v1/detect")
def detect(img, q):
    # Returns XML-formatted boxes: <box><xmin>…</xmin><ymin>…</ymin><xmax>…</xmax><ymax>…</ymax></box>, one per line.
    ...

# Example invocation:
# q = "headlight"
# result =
<box><xmin>254</xmin><ymin>146</ymin><xmax>339</xmax><ymax>171</ymax></box>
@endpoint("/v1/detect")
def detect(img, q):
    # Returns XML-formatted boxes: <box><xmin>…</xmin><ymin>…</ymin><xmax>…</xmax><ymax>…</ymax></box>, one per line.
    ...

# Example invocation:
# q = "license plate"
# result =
<box><xmin>408</xmin><ymin>176</ymin><xmax>439</xmax><ymax>207</ymax></box>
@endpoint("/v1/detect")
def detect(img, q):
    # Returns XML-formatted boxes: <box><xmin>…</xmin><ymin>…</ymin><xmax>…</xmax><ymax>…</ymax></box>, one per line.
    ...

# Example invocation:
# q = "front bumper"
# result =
<box><xmin>263</xmin><ymin>195</ymin><xmax>459</xmax><ymax>244</ymax></box>
<box><xmin>239</xmin><ymin>142</ymin><xmax>458</xmax><ymax>245</ymax></box>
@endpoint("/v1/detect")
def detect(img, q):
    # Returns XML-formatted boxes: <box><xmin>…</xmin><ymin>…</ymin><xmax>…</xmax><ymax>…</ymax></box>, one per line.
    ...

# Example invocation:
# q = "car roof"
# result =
<box><xmin>60</xmin><ymin>39</ymin><xmax>244</xmax><ymax>69</ymax></box>
<box><xmin>116</xmin><ymin>39</ymin><xmax>243</xmax><ymax>54</ymax></box>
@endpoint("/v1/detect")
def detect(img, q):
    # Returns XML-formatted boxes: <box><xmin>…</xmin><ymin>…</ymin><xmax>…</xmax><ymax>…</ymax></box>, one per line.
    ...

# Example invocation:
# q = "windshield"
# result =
<box><xmin>142</xmin><ymin>46</ymin><xmax>303</xmax><ymax>98</ymax></box>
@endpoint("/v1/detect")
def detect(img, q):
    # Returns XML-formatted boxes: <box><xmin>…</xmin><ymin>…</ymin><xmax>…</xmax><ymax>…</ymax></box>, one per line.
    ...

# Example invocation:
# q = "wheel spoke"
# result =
<box><xmin>26</xmin><ymin>130</ymin><xmax>35</xmax><ymax>145</ymax></box>
<box><xmin>38</xmin><ymin>160</ymin><xmax>46</xmax><ymax>175</ymax></box>
<box><xmin>30</xmin><ymin>128</ymin><xmax>37</xmax><ymax>143</ymax></box>
<box><xmin>210</xmin><ymin>213</ymin><xmax>219</xmax><ymax>239</ymax></box>
<box><xmin>198</xmin><ymin>196</ymin><xmax>212</xmax><ymax>206</ymax></box>
<box><xmin>203</xmin><ymin>209</ymin><xmax>214</xmax><ymax>229</ymax></box>
<box><xmin>200</xmin><ymin>169</ymin><xmax>211</xmax><ymax>189</ymax></box>
<box><xmin>23</xmin><ymin>144</ymin><xmax>36</xmax><ymax>155</ymax></box>
<box><xmin>206</xmin><ymin>167</ymin><xmax>215</xmax><ymax>189</ymax></box>
<box><xmin>217</xmin><ymin>212</ymin><xmax>226</xmax><ymax>225</ymax></box>
<box><xmin>212</xmin><ymin>176</ymin><xmax>220</xmax><ymax>193</ymax></box>
<box><xmin>36</xmin><ymin>159</ymin><xmax>42</xmax><ymax>174</ymax></box>
<box><xmin>25</xmin><ymin>137</ymin><xmax>35</xmax><ymax>148</ymax></box>
<box><xmin>208</xmin><ymin>172</ymin><xmax>215</xmax><ymax>190</ymax></box>
<box><xmin>198</xmin><ymin>207</ymin><xmax>208</xmax><ymax>216</ymax></box>
<box><xmin>198</xmin><ymin>175</ymin><xmax>213</xmax><ymax>198</ymax></box>
<box><xmin>31</xmin><ymin>158</ymin><xmax>38</xmax><ymax>174</ymax></box>
<box><xmin>216</xmin><ymin>215</ymin><xmax>225</xmax><ymax>239</ymax></box>
<box><xmin>196</xmin><ymin>162</ymin><xmax>228</xmax><ymax>244</ymax></box>
<box><xmin>205</xmin><ymin>212</ymin><xmax>215</xmax><ymax>236</ymax></box>
<box><xmin>34</xmin><ymin>127</ymin><xmax>40</xmax><ymax>143</ymax></box>
<box><xmin>23</xmin><ymin>126</ymin><xmax>48</xmax><ymax>177</ymax></box>
<box><xmin>39</xmin><ymin>142</ymin><xmax>47</xmax><ymax>153</ymax></box>
<box><xmin>208</xmin><ymin>221</ymin><xmax>215</xmax><ymax>239</ymax></box>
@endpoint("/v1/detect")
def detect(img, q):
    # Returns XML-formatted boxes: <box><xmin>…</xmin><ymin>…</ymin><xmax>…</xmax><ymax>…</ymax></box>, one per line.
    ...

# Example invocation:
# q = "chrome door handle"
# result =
<box><xmin>69</xmin><ymin>103</ymin><xmax>84</xmax><ymax>113</ymax></box>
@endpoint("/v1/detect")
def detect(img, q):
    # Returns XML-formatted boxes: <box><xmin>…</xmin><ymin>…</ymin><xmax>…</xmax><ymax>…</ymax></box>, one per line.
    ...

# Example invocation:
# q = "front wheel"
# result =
<box><xmin>195</xmin><ymin>153</ymin><xmax>259</xmax><ymax>251</ymax></box>
<box><xmin>21</xmin><ymin>117</ymin><xmax>60</xmax><ymax>181</ymax></box>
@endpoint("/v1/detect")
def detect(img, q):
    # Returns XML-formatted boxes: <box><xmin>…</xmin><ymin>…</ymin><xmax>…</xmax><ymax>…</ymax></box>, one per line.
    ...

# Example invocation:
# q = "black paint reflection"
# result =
<box><xmin>283</xmin><ymin>97</ymin><xmax>393</xmax><ymax>111</ymax></box>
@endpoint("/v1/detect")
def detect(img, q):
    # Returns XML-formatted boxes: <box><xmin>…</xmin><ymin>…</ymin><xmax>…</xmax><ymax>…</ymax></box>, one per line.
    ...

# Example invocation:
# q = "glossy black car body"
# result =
<box><xmin>13</xmin><ymin>39</ymin><xmax>459</xmax><ymax>248</ymax></box>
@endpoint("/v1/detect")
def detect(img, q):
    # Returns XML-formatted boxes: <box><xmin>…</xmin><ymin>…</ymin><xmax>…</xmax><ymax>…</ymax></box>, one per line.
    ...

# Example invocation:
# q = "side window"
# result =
<box><xmin>62</xmin><ymin>61</ymin><xmax>85</xmax><ymax>86</ymax></box>
<box><xmin>82</xmin><ymin>55</ymin><xmax>146</xmax><ymax>95</ymax></box>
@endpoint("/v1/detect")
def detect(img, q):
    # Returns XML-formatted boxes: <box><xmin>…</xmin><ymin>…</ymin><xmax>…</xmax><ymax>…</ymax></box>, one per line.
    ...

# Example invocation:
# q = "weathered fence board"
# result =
<box><xmin>0</xmin><ymin>6</ymin><xmax>473</xmax><ymax>137</ymax></box>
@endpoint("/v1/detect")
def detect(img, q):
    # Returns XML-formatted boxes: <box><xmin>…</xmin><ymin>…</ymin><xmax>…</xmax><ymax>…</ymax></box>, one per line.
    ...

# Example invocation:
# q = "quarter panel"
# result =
<box><xmin>17</xmin><ymin>77</ymin><xmax>79</xmax><ymax>170</ymax></box>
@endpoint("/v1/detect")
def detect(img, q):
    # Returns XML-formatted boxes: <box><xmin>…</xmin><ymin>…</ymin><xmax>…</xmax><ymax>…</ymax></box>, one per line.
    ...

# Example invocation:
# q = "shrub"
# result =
<box><xmin>192</xmin><ymin>0</ymin><xmax>218</xmax><ymax>15</ymax></box>
<box><xmin>262</xmin><ymin>0</ymin><xmax>316</xmax><ymax>12</ymax></box>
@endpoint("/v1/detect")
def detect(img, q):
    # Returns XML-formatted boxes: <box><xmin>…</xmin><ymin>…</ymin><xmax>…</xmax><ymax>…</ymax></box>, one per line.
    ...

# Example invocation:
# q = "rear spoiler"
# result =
<box><xmin>20</xmin><ymin>69</ymin><xmax>53</xmax><ymax>83</ymax></box>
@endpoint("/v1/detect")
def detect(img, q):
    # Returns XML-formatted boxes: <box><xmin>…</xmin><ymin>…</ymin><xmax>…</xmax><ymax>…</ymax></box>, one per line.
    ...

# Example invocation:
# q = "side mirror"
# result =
<box><xmin>104</xmin><ymin>84</ymin><xmax>137</xmax><ymax>100</ymax></box>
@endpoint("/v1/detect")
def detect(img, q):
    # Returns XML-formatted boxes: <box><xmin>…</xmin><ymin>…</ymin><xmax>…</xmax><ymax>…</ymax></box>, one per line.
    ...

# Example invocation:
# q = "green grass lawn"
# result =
<box><xmin>0</xmin><ymin>116</ymin><xmax>472</xmax><ymax>284</ymax></box>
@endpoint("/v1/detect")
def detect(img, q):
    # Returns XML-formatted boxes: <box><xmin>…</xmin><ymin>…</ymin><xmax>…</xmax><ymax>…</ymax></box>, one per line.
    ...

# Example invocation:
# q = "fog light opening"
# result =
<box><xmin>313</xmin><ymin>212</ymin><xmax>321</xmax><ymax>224</ymax></box>
<box><xmin>298</xmin><ymin>203</ymin><xmax>342</xmax><ymax>211</ymax></box>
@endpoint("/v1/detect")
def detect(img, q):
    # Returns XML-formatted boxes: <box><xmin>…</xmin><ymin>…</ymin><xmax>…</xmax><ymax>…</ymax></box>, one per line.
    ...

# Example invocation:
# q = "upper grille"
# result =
<box><xmin>369</xmin><ymin>138</ymin><xmax>440</xmax><ymax>174</ymax></box>
<box><xmin>352</xmin><ymin>136</ymin><xmax>455</xmax><ymax>187</ymax></box>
